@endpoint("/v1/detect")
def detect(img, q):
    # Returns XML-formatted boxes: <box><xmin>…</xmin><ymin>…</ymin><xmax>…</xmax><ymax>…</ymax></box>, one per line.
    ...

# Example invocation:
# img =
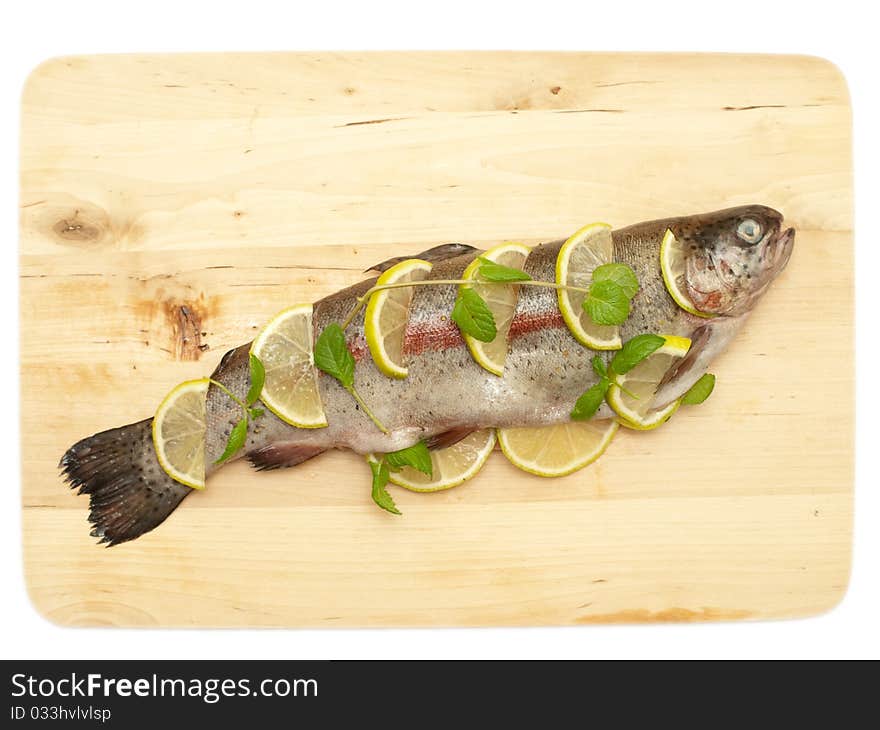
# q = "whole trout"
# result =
<box><xmin>61</xmin><ymin>205</ymin><xmax>794</xmax><ymax>545</ymax></box>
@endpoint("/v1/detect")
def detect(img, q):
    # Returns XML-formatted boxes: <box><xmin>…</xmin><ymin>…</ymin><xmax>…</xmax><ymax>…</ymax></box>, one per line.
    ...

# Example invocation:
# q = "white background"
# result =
<box><xmin>2</xmin><ymin>0</ymin><xmax>876</xmax><ymax>659</ymax></box>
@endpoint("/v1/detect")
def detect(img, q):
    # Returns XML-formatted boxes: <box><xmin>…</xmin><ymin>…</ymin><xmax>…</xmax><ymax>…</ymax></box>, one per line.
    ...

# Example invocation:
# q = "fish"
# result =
<box><xmin>60</xmin><ymin>205</ymin><xmax>795</xmax><ymax>545</ymax></box>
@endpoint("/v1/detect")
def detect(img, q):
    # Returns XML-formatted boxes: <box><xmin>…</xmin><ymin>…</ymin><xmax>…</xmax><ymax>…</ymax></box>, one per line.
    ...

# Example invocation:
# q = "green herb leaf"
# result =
<box><xmin>370</xmin><ymin>459</ymin><xmax>401</xmax><ymax>515</ymax></box>
<box><xmin>215</xmin><ymin>417</ymin><xmax>248</xmax><ymax>464</ymax></box>
<box><xmin>248</xmin><ymin>407</ymin><xmax>264</xmax><ymax>419</ymax></box>
<box><xmin>385</xmin><ymin>440</ymin><xmax>433</xmax><ymax>477</ymax></box>
<box><xmin>610</xmin><ymin>334</ymin><xmax>666</xmax><ymax>375</ymax></box>
<box><xmin>571</xmin><ymin>379</ymin><xmax>610</xmax><ymax>421</ymax></box>
<box><xmin>315</xmin><ymin>323</ymin><xmax>387</xmax><ymax>433</ymax></box>
<box><xmin>477</xmin><ymin>257</ymin><xmax>532</xmax><ymax>283</ymax></box>
<box><xmin>592</xmin><ymin>263</ymin><xmax>639</xmax><ymax>299</ymax></box>
<box><xmin>246</xmin><ymin>353</ymin><xmax>266</xmax><ymax>406</ymax></box>
<box><xmin>451</xmin><ymin>288</ymin><xmax>497</xmax><ymax>342</ymax></box>
<box><xmin>682</xmin><ymin>373</ymin><xmax>716</xmax><ymax>405</ymax></box>
<box><xmin>314</xmin><ymin>323</ymin><xmax>355</xmax><ymax>388</ymax></box>
<box><xmin>583</xmin><ymin>280</ymin><xmax>630</xmax><ymax>326</ymax></box>
<box><xmin>591</xmin><ymin>355</ymin><xmax>608</xmax><ymax>379</ymax></box>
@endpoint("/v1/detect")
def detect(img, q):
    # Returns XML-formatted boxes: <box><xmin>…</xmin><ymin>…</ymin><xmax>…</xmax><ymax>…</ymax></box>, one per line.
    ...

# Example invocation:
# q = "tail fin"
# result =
<box><xmin>59</xmin><ymin>418</ymin><xmax>191</xmax><ymax>546</ymax></box>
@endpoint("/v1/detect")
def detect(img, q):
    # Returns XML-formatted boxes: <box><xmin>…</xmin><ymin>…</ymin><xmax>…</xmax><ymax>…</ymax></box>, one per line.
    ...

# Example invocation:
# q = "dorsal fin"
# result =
<box><xmin>366</xmin><ymin>243</ymin><xmax>479</xmax><ymax>273</ymax></box>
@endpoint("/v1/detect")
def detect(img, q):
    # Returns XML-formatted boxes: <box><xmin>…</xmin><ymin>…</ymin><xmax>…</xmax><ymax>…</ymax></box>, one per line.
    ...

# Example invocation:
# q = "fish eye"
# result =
<box><xmin>736</xmin><ymin>218</ymin><xmax>763</xmax><ymax>244</ymax></box>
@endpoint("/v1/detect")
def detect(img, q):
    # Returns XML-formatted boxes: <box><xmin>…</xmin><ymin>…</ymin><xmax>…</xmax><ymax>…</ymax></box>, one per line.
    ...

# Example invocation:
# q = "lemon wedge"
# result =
<box><xmin>461</xmin><ymin>242</ymin><xmax>531</xmax><ymax>376</ymax></box>
<box><xmin>607</xmin><ymin>334</ymin><xmax>691</xmax><ymax>430</ymax></box>
<box><xmin>152</xmin><ymin>378</ymin><xmax>210</xmax><ymax>489</ymax></box>
<box><xmin>365</xmin><ymin>258</ymin><xmax>433</xmax><ymax>378</ymax></box>
<box><xmin>556</xmin><ymin>223</ymin><xmax>622</xmax><ymax>350</ymax></box>
<box><xmin>498</xmin><ymin>420</ymin><xmax>618</xmax><ymax>477</ymax></box>
<box><xmin>660</xmin><ymin>228</ymin><xmax>714</xmax><ymax>318</ymax></box>
<box><xmin>250</xmin><ymin>303</ymin><xmax>328</xmax><ymax>428</ymax></box>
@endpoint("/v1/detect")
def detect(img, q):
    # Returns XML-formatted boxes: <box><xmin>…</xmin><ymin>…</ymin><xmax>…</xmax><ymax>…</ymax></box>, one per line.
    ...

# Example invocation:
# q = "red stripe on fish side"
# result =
<box><xmin>347</xmin><ymin>310</ymin><xmax>566</xmax><ymax>362</ymax></box>
<box><xmin>345</xmin><ymin>326</ymin><xmax>463</xmax><ymax>361</ymax></box>
<box><xmin>400</xmin><ymin>321</ymin><xmax>464</xmax><ymax>356</ymax></box>
<box><xmin>347</xmin><ymin>323</ymin><xmax>463</xmax><ymax>361</ymax></box>
<box><xmin>507</xmin><ymin>309</ymin><xmax>566</xmax><ymax>338</ymax></box>
<box><xmin>402</xmin><ymin>309</ymin><xmax>566</xmax><ymax>357</ymax></box>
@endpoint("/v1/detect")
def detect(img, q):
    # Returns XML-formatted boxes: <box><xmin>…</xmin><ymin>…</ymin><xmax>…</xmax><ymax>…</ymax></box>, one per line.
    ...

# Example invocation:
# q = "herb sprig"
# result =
<box><xmin>314</xmin><ymin>323</ymin><xmax>388</xmax><ymax>433</ymax></box>
<box><xmin>369</xmin><ymin>440</ymin><xmax>433</xmax><ymax>514</ymax></box>
<box><xmin>571</xmin><ymin>338</ymin><xmax>717</xmax><ymax>420</ymax></box>
<box><xmin>570</xmin><ymin>335</ymin><xmax>665</xmax><ymax>420</ymax></box>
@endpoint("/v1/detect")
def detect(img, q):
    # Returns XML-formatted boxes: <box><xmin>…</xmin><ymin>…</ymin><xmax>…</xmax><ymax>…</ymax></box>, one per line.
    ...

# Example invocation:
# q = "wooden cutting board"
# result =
<box><xmin>20</xmin><ymin>52</ymin><xmax>853</xmax><ymax>627</ymax></box>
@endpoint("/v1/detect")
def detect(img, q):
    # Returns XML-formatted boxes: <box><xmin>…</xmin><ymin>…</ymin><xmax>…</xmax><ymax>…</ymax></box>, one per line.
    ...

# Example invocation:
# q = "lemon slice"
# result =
<box><xmin>660</xmin><ymin>228</ymin><xmax>714</xmax><ymax>318</ymax></box>
<box><xmin>556</xmin><ymin>223</ymin><xmax>622</xmax><ymax>350</ymax></box>
<box><xmin>607</xmin><ymin>334</ymin><xmax>691</xmax><ymax>430</ymax></box>
<box><xmin>250</xmin><ymin>303</ymin><xmax>327</xmax><ymax>428</ymax></box>
<box><xmin>371</xmin><ymin>429</ymin><xmax>496</xmax><ymax>492</ymax></box>
<box><xmin>461</xmin><ymin>242</ymin><xmax>531</xmax><ymax>375</ymax></box>
<box><xmin>365</xmin><ymin>258</ymin><xmax>433</xmax><ymax>378</ymax></box>
<box><xmin>498</xmin><ymin>420</ymin><xmax>618</xmax><ymax>477</ymax></box>
<box><xmin>152</xmin><ymin>378</ymin><xmax>210</xmax><ymax>489</ymax></box>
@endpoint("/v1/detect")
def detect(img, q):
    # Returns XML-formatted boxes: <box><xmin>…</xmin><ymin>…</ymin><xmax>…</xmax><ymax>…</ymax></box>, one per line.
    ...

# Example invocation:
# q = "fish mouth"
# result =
<box><xmin>761</xmin><ymin>224</ymin><xmax>795</xmax><ymax>281</ymax></box>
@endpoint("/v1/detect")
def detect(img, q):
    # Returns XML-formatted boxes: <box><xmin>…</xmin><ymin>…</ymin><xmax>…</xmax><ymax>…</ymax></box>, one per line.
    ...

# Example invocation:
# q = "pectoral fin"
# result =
<box><xmin>424</xmin><ymin>427</ymin><xmax>474</xmax><ymax>451</ymax></box>
<box><xmin>654</xmin><ymin>323</ymin><xmax>721</xmax><ymax>406</ymax></box>
<box><xmin>658</xmin><ymin>324</ymin><xmax>711</xmax><ymax>392</ymax></box>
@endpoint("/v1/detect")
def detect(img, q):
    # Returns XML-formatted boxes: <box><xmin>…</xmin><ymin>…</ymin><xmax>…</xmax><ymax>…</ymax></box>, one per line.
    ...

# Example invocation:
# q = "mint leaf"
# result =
<box><xmin>314</xmin><ymin>323</ymin><xmax>355</xmax><ymax>388</ymax></box>
<box><xmin>246</xmin><ymin>353</ymin><xmax>266</xmax><ymax>406</ymax></box>
<box><xmin>682</xmin><ymin>373</ymin><xmax>716</xmax><ymax>405</ymax></box>
<box><xmin>583</xmin><ymin>279</ymin><xmax>630</xmax><ymax>326</ymax></box>
<box><xmin>315</xmin><ymin>323</ymin><xmax>387</xmax><ymax>433</ymax></box>
<box><xmin>370</xmin><ymin>459</ymin><xmax>401</xmax><ymax>515</ymax></box>
<box><xmin>477</xmin><ymin>257</ymin><xmax>532</xmax><ymax>283</ymax></box>
<box><xmin>451</xmin><ymin>288</ymin><xmax>497</xmax><ymax>342</ymax></box>
<box><xmin>591</xmin><ymin>355</ymin><xmax>608</xmax><ymax>379</ymax></box>
<box><xmin>571</xmin><ymin>379</ymin><xmax>610</xmax><ymax>420</ymax></box>
<box><xmin>593</xmin><ymin>263</ymin><xmax>639</xmax><ymax>299</ymax></box>
<box><xmin>610</xmin><ymin>334</ymin><xmax>666</xmax><ymax>375</ymax></box>
<box><xmin>215</xmin><ymin>416</ymin><xmax>248</xmax><ymax>464</ymax></box>
<box><xmin>248</xmin><ymin>407</ymin><xmax>264</xmax><ymax>419</ymax></box>
<box><xmin>385</xmin><ymin>440</ymin><xmax>433</xmax><ymax>477</ymax></box>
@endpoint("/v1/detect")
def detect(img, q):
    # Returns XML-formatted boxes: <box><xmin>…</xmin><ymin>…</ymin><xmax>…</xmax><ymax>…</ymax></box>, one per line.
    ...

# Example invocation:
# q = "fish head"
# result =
<box><xmin>673</xmin><ymin>205</ymin><xmax>795</xmax><ymax>316</ymax></box>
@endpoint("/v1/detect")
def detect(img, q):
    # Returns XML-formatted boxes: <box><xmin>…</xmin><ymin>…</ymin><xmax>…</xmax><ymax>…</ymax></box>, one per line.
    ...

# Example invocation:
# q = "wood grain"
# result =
<box><xmin>19</xmin><ymin>52</ymin><xmax>853</xmax><ymax>627</ymax></box>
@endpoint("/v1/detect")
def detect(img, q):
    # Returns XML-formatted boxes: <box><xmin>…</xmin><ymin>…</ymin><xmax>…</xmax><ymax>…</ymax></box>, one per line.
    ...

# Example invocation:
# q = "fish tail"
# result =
<box><xmin>59</xmin><ymin>418</ymin><xmax>191</xmax><ymax>546</ymax></box>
